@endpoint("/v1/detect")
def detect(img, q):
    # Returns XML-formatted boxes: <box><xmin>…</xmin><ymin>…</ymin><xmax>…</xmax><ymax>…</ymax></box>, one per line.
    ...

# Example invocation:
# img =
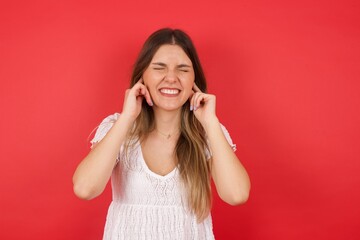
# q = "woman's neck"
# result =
<box><xmin>152</xmin><ymin>108</ymin><xmax>181</xmax><ymax>134</ymax></box>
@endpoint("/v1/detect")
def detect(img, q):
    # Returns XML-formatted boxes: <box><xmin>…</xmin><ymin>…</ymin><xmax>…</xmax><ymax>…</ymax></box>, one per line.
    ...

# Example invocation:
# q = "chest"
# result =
<box><xmin>113</xmin><ymin>146</ymin><xmax>184</xmax><ymax>205</ymax></box>
<box><xmin>141</xmin><ymin>137</ymin><xmax>177</xmax><ymax>177</ymax></box>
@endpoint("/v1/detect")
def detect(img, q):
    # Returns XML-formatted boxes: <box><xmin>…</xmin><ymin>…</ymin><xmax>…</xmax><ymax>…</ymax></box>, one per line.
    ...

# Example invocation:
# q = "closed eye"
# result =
<box><xmin>178</xmin><ymin>64</ymin><xmax>191</xmax><ymax>73</ymax></box>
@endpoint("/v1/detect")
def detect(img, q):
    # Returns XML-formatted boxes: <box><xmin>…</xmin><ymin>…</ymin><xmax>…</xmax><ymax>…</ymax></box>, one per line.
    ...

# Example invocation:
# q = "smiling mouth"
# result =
<box><xmin>159</xmin><ymin>88</ymin><xmax>180</xmax><ymax>95</ymax></box>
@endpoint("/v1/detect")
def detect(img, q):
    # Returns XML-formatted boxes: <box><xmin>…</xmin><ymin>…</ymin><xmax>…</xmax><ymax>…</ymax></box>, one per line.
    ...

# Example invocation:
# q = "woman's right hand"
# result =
<box><xmin>121</xmin><ymin>78</ymin><xmax>153</xmax><ymax>121</ymax></box>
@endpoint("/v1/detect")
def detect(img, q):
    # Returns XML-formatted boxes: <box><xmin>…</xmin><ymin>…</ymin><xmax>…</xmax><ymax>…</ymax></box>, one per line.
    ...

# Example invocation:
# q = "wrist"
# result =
<box><xmin>116</xmin><ymin>113</ymin><xmax>136</xmax><ymax>128</ymax></box>
<box><xmin>202</xmin><ymin>116</ymin><xmax>220</xmax><ymax>132</ymax></box>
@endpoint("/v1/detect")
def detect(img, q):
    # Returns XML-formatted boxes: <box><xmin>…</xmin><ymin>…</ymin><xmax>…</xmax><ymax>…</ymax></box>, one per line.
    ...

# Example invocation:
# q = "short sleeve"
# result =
<box><xmin>220</xmin><ymin>124</ymin><xmax>237</xmax><ymax>152</ymax></box>
<box><xmin>90</xmin><ymin>113</ymin><xmax>120</xmax><ymax>148</ymax></box>
<box><xmin>205</xmin><ymin>123</ymin><xmax>237</xmax><ymax>159</ymax></box>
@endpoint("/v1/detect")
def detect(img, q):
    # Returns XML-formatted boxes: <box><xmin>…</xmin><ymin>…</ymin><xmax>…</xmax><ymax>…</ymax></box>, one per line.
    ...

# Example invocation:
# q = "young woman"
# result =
<box><xmin>73</xmin><ymin>28</ymin><xmax>250</xmax><ymax>239</ymax></box>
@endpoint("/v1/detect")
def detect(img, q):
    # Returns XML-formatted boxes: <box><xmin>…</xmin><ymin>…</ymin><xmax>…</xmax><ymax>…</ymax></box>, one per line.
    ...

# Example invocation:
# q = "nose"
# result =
<box><xmin>164</xmin><ymin>69</ymin><xmax>178</xmax><ymax>82</ymax></box>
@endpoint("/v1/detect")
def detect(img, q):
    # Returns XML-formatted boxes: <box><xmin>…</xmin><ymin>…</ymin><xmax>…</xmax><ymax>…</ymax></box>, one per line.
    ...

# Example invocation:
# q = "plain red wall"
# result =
<box><xmin>1</xmin><ymin>0</ymin><xmax>359</xmax><ymax>239</ymax></box>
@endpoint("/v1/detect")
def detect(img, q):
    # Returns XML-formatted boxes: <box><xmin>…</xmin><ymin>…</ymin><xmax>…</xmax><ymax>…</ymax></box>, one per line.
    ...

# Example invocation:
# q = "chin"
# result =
<box><xmin>152</xmin><ymin>96</ymin><xmax>189</xmax><ymax>111</ymax></box>
<box><xmin>159</xmin><ymin>106</ymin><xmax>182</xmax><ymax>112</ymax></box>
<box><xmin>154</xmin><ymin>102</ymin><xmax>184</xmax><ymax>112</ymax></box>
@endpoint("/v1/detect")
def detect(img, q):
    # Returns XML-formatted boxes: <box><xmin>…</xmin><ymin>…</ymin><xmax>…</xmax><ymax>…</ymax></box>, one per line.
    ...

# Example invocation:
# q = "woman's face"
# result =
<box><xmin>142</xmin><ymin>44</ymin><xmax>195</xmax><ymax>112</ymax></box>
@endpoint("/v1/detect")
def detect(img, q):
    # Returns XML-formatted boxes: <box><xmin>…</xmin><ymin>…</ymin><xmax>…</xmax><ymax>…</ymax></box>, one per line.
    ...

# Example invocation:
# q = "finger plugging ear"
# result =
<box><xmin>141</xmin><ymin>84</ymin><xmax>153</xmax><ymax>107</ymax></box>
<box><xmin>133</xmin><ymin>83</ymin><xmax>152</xmax><ymax>107</ymax></box>
<box><xmin>190</xmin><ymin>92</ymin><xmax>204</xmax><ymax>111</ymax></box>
<box><xmin>189</xmin><ymin>90</ymin><xmax>195</xmax><ymax>111</ymax></box>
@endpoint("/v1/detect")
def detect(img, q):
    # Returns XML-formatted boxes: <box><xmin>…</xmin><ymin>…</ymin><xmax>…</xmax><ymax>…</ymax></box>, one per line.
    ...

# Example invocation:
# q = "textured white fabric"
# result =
<box><xmin>90</xmin><ymin>113</ymin><xmax>236</xmax><ymax>240</ymax></box>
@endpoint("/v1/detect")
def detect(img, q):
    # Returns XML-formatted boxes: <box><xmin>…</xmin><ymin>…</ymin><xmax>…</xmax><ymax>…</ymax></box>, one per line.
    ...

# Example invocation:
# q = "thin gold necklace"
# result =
<box><xmin>156</xmin><ymin>129</ymin><xmax>179</xmax><ymax>139</ymax></box>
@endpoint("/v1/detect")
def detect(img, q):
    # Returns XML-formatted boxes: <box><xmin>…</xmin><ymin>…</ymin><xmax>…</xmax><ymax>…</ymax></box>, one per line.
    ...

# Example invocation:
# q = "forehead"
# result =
<box><xmin>151</xmin><ymin>44</ymin><xmax>192</xmax><ymax>64</ymax></box>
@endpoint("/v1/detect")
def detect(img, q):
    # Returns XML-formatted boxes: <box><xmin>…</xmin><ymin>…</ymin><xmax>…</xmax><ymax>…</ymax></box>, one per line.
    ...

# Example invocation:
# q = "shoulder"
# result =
<box><xmin>219</xmin><ymin>123</ymin><xmax>237</xmax><ymax>152</ymax></box>
<box><xmin>90</xmin><ymin>112</ymin><xmax>121</xmax><ymax>146</ymax></box>
<box><xmin>205</xmin><ymin>123</ymin><xmax>237</xmax><ymax>159</ymax></box>
<box><xmin>100</xmin><ymin>112</ymin><xmax>121</xmax><ymax>123</ymax></box>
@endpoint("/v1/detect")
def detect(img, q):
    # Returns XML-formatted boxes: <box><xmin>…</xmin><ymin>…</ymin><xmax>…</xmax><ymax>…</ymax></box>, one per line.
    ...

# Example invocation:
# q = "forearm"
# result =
<box><xmin>204</xmin><ymin>118</ymin><xmax>251</xmax><ymax>205</ymax></box>
<box><xmin>72</xmin><ymin>114</ymin><xmax>133</xmax><ymax>200</ymax></box>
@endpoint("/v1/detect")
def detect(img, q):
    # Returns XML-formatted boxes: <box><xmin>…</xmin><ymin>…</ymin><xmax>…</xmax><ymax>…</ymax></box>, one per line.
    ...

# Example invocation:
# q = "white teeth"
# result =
<box><xmin>160</xmin><ymin>89</ymin><xmax>179</xmax><ymax>95</ymax></box>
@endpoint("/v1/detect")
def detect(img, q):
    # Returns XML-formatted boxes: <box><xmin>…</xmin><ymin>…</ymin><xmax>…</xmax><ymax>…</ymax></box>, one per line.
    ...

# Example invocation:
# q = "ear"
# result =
<box><xmin>193</xmin><ymin>82</ymin><xmax>202</xmax><ymax>93</ymax></box>
<box><xmin>141</xmin><ymin>75</ymin><xmax>148</xmax><ymax>86</ymax></box>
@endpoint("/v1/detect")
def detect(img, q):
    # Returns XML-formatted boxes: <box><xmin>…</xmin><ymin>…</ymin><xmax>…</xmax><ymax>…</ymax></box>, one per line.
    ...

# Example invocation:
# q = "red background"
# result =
<box><xmin>1</xmin><ymin>0</ymin><xmax>359</xmax><ymax>239</ymax></box>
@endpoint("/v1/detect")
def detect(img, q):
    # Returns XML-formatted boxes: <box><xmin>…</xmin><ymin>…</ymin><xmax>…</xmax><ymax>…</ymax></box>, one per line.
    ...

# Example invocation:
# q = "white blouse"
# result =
<box><xmin>91</xmin><ymin>113</ymin><xmax>236</xmax><ymax>240</ymax></box>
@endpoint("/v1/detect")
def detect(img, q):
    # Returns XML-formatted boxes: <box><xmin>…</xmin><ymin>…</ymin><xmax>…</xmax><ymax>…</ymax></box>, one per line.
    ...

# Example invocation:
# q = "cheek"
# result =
<box><xmin>181</xmin><ymin>79</ymin><xmax>195</xmax><ymax>98</ymax></box>
<box><xmin>143</xmin><ymin>71</ymin><xmax>164</xmax><ymax>85</ymax></box>
<box><xmin>183</xmin><ymin>74</ymin><xmax>195</xmax><ymax>89</ymax></box>
<box><xmin>143</xmin><ymin>72</ymin><xmax>156</xmax><ymax>89</ymax></box>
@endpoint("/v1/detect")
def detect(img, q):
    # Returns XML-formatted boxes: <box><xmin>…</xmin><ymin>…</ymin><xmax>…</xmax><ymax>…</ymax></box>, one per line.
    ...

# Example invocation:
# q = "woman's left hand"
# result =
<box><xmin>190</xmin><ymin>83</ymin><xmax>219</xmax><ymax>128</ymax></box>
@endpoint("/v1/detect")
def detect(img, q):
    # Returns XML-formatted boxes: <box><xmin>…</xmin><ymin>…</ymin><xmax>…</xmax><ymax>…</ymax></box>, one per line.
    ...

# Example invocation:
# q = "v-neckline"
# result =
<box><xmin>138</xmin><ymin>142</ymin><xmax>177</xmax><ymax>180</ymax></box>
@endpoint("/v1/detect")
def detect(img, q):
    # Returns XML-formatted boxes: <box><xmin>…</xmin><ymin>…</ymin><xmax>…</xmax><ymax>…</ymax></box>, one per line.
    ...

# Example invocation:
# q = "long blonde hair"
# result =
<box><xmin>126</xmin><ymin>28</ymin><xmax>211</xmax><ymax>221</ymax></box>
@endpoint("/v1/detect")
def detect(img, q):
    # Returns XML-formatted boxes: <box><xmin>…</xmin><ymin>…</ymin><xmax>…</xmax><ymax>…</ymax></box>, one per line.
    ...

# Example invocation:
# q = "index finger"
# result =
<box><xmin>192</xmin><ymin>82</ymin><xmax>202</xmax><ymax>93</ymax></box>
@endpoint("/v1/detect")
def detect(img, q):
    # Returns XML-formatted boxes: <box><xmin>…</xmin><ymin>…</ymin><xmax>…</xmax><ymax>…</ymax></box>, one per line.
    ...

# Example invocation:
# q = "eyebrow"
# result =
<box><xmin>151</xmin><ymin>62</ymin><xmax>192</xmax><ymax>68</ymax></box>
<box><xmin>151</xmin><ymin>62</ymin><xmax>166</xmax><ymax>67</ymax></box>
<box><xmin>178</xmin><ymin>64</ymin><xmax>192</xmax><ymax>68</ymax></box>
